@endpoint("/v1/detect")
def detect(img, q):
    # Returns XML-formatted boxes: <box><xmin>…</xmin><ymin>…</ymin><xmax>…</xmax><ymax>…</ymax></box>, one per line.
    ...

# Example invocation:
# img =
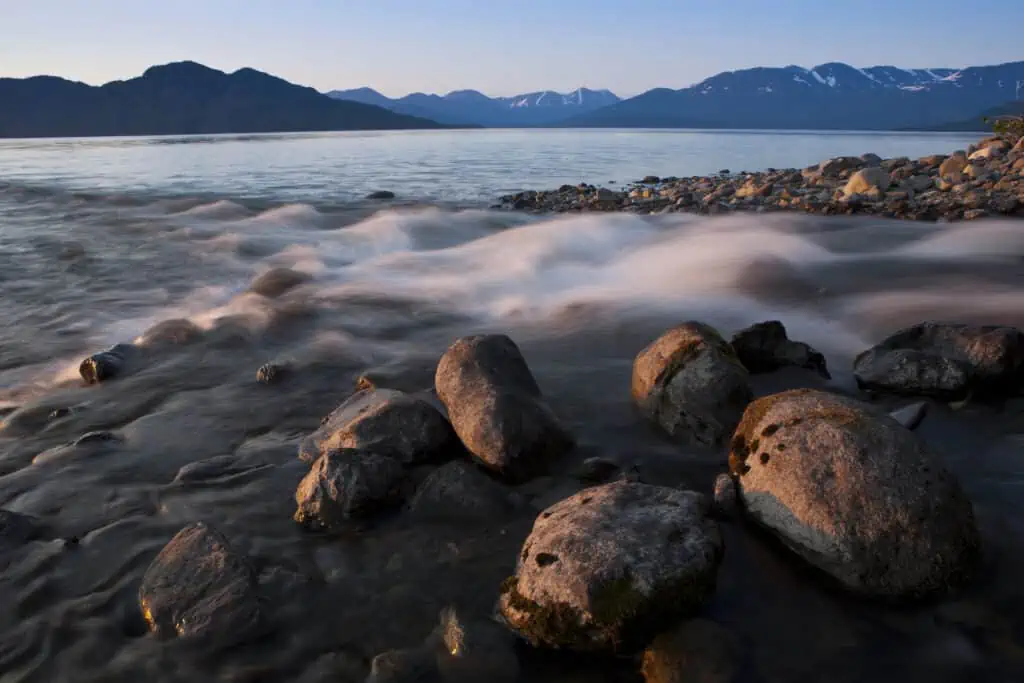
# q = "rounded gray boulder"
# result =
<box><xmin>499</xmin><ymin>481</ymin><xmax>723</xmax><ymax>652</ymax></box>
<box><xmin>632</xmin><ymin>322</ymin><xmax>752</xmax><ymax>448</ymax></box>
<box><xmin>728</xmin><ymin>389</ymin><xmax>980</xmax><ymax>598</ymax></box>
<box><xmin>407</xmin><ymin>460</ymin><xmax>514</xmax><ymax>521</ymax></box>
<box><xmin>294</xmin><ymin>449</ymin><xmax>405</xmax><ymax>530</ymax></box>
<box><xmin>299</xmin><ymin>388</ymin><xmax>458</xmax><ymax>465</ymax></box>
<box><xmin>435</xmin><ymin>334</ymin><xmax>573</xmax><ymax>482</ymax></box>
<box><xmin>853</xmin><ymin>322</ymin><xmax>1024</xmax><ymax>400</ymax></box>
<box><xmin>138</xmin><ymin>522</ymin><xmax>263</xmax><ymax>646</ymax></box>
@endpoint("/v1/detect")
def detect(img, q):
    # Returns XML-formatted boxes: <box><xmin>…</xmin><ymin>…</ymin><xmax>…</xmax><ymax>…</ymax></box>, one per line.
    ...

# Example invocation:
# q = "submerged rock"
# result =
<box><xmin>248</xmin><ymin>267</ymin><xmax>312</xmax><ymax>298</ymax></box>
<box><xmin>435</xmin><ymin>334</ymin><xmax>573</xmax><ymax>481</ymax></box>
<box><xmin>299</xmin><ymin>388</ymin><xmax>457</xmax><ymax>465</ymax></box>
<box><xmin>367</xmin><ymin>647</ymin><xmax>438</xmax><ymax>683</ymax></box>
<box><xmin>256</xmin><ymin>362</ymin><xmax>289</xmax><ymax>385</ymax></box>
<box><xmin>407</xmin><ymin>460</ymin><xmax>514</xmax><ymax>521</ymax></box>
<box><xmin>641</xmin><ymin>619</ymin><xmax>740</xmax><ymax>683</ymax></box>
<box><xmin>888</xmin><ymin>401</ymin><xmax>929</xmax><ymax>430</ymax></box>
<box><xmin>135</xmin><ymin>318</ymin><xmax>204</xmax><ymax>349</ymax></box>
<box><xmin>499</xmin><ymin>481</ymin><xmax>723</xmax><ymax>652</ymax></box>
<box><xmin>711</xmin><ymin>473</ymin><xmax>738</xmax><ymax>518</ymax></box>
<box><xmin>79</xmin><ymin>343</ymin><xmax>138</xmax><ymax>385</ymax></box>
<box><xmin>632</xmin><ymin>322</ymin><xmax>752</xmax><ymax>448</ymax></box>
<box><xmin>294</xmin><ymin>449</ymin><xmax>405</xmax><ymax>530</ymax></box>
<box><xmin>434</xmin><ymin>606</ymin><xmax>519</xmax><ymax>683</ymax></box>
<box><xmin>138</xmin><ymin>522</ymin><xmax>263</xmax><ymax>646</ymax></box>
<box><xmin>853</xmin><ymin>322</ymin><xmax>1024</xmax><ymax>400</ymax></box>
<box><xmin>728</xmin><ymin>389</ymin><xmax>980</xmax><ymax>598</ymax></box>
<box><xmin>730</xmin><ymin>320</ymin><xmax>830</xmax><ymax>378</ymax></box>
<box><xmin>0</xmin><ymin>509</ymin><xmax>41</xmax><ymax>549</ymax></box>
<box><xmin>367</xmin><ymin>190</ymin><xmax>396</xmax><ymax>200</ymax></box>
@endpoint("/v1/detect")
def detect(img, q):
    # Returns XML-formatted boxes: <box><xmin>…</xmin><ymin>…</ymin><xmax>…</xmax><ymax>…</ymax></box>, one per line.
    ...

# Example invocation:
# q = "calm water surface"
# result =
<box><xmin>0</xmin><ymin>129</ymin><xmax>1021</xmax><ymax>683</ymax></box>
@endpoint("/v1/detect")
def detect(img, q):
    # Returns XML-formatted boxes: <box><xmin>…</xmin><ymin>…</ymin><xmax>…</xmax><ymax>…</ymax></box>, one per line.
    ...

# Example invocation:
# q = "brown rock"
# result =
<box><xmin>939</xmin><ymin>155</ymin><xmax>968</xmax><ymax>178</ymax></box>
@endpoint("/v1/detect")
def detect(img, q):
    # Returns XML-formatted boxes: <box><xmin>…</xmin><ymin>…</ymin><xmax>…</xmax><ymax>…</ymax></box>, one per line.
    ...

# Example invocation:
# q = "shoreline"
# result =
<box><xmin>497</xmin><ymin>134</ymin><xmax>1024</xmax><ymax>222</ymax></box>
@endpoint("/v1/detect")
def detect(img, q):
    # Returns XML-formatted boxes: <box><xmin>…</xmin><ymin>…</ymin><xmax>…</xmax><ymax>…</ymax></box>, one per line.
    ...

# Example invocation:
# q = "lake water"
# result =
<box><xmin>0</xmin><ymin>129</ymin><xmax>1022</xmax><ymax>683</ymax></box>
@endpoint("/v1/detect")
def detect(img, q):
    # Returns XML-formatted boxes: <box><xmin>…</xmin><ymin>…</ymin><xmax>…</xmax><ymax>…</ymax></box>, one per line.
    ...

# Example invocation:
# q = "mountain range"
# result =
<box><xmin>0</xmin><ymin>61</ymin><xmax>448</xmax><ymax>139</ymax></box>
<box><xmin>1</xmin><ymin>60</ymin><xmax>1021</xmax><ymax>139</ymax></box>
<box><xmin>562</xmin><ymin>61</ymin><xmax>1024</xmax><ymax>130</ymax></box>
<box><xmin>326</xmin><ymin>87</ymin><xmax>620</xmax><ymax>126</ymax></box>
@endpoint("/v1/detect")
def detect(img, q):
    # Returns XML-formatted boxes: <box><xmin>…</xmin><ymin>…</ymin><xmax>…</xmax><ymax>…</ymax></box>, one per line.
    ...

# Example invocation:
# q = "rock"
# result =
<box><xmin>407</xmin><ymin>461</ymin><xmax>514</xmax><ymax>521</ymax></box>
<box><xmin>248</xmin><ymin>267</ymin><xmax>312</xmax><ymax>298</ymax></box>
<box><xmin>903</xmin><ymin>175</ymin><xmax>935</xmax><ymax>192</ymax></box>
<box><xmin>367</xmin><ymin>190</ymin><xmax>396</xmax><ymax>200</ymax></box>
<box><xmin>294</xmin><ymin>449</ymin><xmax>405</xmax><ymax>530</ymax></box>
<box><xmin>631</xmin><ymin>322</ymin><xmax>752</xmax><ymax>448</ymax></box>
<box><xmin>299</xmin><ymin>388</ymin><xmax>457</xmax><ymax>466</ymax></box>
<box><xmin>734</xmin><ymin>180</ymin><xmax>772</xmax><ymax>199</ymax></box>
<box><xmin>367</xmin><ymin>647</ymin><xmax>439</xmax><ymax>683</ymax></box>
<box><xmin>498</xmin><ymin>481</ymin><xmax>723</xmax><ymax>652</ymax></box>
<box><xmin>859</xmin><ymin>153</ymin><xmax>883</xmax><ymax>167</ymax></box>
<box><xmin>434</xmin><ymin>334</ymin><xmax>573</xmax><ymax>481</ymax></box>
<box><xmin>711</xmin><ymin>474</ymin><xmax>738</xmax><ymax>518</ymax></box>
<box><xmin>79</xmin><ymin>343</ymin><xmax>138</xmax><ymax>384</ymax></box>
<box><xmin>728</xmin><ymin>389</ymin><xmax>980</xmax><ymax>598</ymax></box>
<box><xmin>888</xmin><ymin>402</ymin><xmax>929</xmax><ymax>430</ymax></box>
<box><xmin>136</xmin><ymin>318</ymin><xmax>204</xmax><ymax>349</ymax></box>
<box><xmin>642</xmin><ymin>176</ymin><xmax>661</xmax><ymax>184</ymax></box>
<box><xmin>881</xmin><ymin>156</ymin><xmax>910</xmax><ymax>171</ymax></box>
<box><xmin>853</xmin><ymin>322</ymin><xmax>1024</xmax><ymax>400</ymax></box>
<box><xmin>969</xmin><ymin>146</ymin><xmax>1003</xmax><ymax>161</ymax></box>
<box><xmin>138</xmin><ymin>522</ymin><xmax>263</xmax><ymax>645</ymax></box>
<box><xmin>434</xmin><ymin>606</ymin><xmax>519</xmax><ymax>683</ymax></box>
<box><xmin>641</xmin><ymin>619</ymin><xmax>740</xmax><ymax>683</ymax></box>
<box><xmin>729</xmin><ymin>320</ymin><xmax>830</xmax><ymax>379</ymax></box>
<box><xmin>818</xmin><ymin>156</ymin><xmax>862</xmax><ymax>177</ymax></box>
<box><xmin>843</xmin><ymin>168</ymin><xmax>890</xmax><ymax>197</ymax></box>
<box><xmin>256</xmin><ymin>362</ymin><xmax>289</xmax><ymax>385</ymax></box>
<box><xmin>573</xmin><ymin>456</ymin><xmax>621</xmax><ymax>484</ymax></box>
<box><xmin>0</xmin><ymin>509</ymin><xmax>40</xmax><ymax>550</ymax></box>
<box><xmin>940</xmin><ymin>155</ymin><xmax>968</xmax><ymax>178</ymax></box>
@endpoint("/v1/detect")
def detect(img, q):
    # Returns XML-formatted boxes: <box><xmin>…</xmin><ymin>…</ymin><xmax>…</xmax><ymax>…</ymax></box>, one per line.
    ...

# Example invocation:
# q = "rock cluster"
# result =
<box><xmin>498</xmin><ymin>135</ymin><xmax>1024</xmax><ymax>221</ymax></box>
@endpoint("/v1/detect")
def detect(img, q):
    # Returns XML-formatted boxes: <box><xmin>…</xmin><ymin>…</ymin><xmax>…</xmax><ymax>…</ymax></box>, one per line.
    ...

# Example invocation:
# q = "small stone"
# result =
<box><xmin>888</xmin><ymin>402</ymin><xmax>929</xmax><ymax>431</ymax></box>
<box><xmin>256</xmin><ymin>362</ymin><xmax>288</xmax><ymax>384</ymax></box>
<box><xmin>367</xmin><ymin>190</ymin><xmax>396</xmax><ymax>200</ymax></box>
<box><xmin>712</xmin><ymin>473</ymin><xmax>737</xmax><ymax>518</ymax></box>
<box><xmin>573</xmin><ymin>456</ymin><xmax>621</xmax><ymax>483</ymax></box>
<box><xmin>79</xmin><ymin>343</ymin><xmax>137</xmax><ymax>385</ymax></box>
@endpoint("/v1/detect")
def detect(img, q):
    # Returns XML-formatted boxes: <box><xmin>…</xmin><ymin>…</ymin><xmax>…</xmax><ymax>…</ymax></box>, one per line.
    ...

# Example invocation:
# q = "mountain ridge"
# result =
<box><xmin>0</xmin><ymin>61</ymin><xmax>451</xmax><ymax>139</ymax></box>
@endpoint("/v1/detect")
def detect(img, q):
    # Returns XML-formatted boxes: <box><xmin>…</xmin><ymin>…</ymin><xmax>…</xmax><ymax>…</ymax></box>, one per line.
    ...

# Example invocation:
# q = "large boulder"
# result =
<box><xmin>842</xmin><ymin>167</ymin><xmax>890</xmax><ymax>197</ymax></box>
<box><xmin>138</xmin><ymin>522</ymin><xmax>263</xmax><ymax>645</ymax></box>
<box><xmin>299</xmin><ymin>388</ymin><xmax>458</xmax><ymax>465</ymax></box>
<box><xmin>853</xmin><ymin>322</ymin><xmax>1024</xmax><ymax>400</ymax></box>
<box><xmin>730</xmin><ymin>320</ymin><xmax>830</xmax><ymax>378</ymax></box>
<box><xmin>728</xmin><ymin>390</ymin><xmax>980</xmax><ymax>598</ymax></box>
<box><xmin>632</xmin><ymin>322</ymin><xmax>752</xmax><ymax>448</ymax></box>
<box><xmin>498</xmin><ymin>481</ymin><xmax>723</xmax><ymax>652</ymax></box>
<box><xmin>294</xmin><ymin>449</ymin><xmax>405</xmax><ymax>530</ymax></box>
<box><xmin>435</xmin><ymin>334</ymin><xmax>573</xmax><ymax>481</ymax></box>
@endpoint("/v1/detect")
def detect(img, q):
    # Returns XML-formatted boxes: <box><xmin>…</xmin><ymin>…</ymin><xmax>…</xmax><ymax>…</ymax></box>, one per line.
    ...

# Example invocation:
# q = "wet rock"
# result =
<box><xmin>435</xmin><ymin>334</ymin><xmax>573</xmax><ymax>481</ymax></box>
<box><xmin>730</xmin><ymin>320</ymin><xmax>830</xmax><ymax>379</ymax></box>
<box><xmin>712</xmin><ymin>473</ymin><xmax>738</xmax><ymax>518</ymax></box>
<box><xmin>173</xmin><ymin>455</ymin><xmax>252</xmax><ymax>484</ymax></box>
<box><xmin>138</xmin><ymin>522</ymin><xmax>263</xmax><ymax>645</ymax></box>
<box><xmin>433</xmin><ymin>606</ymin><xmax>519</xmax><ymax>683</ymax></box>
<box><xmin>641</xmin><ymin>619</ymin><xmax>740</xmax><ymax>683</ymax></box>
<box><xmin>843</xmin><ymin>167</ymin><xmax>890</xmax><ymax>197</ymax></box>
<box><xmin>728</xmin><ymin>389</ymin><xmax>980</xmax><ymax>598</ymax></box>
<box><xmin>248</xmin><ymin>267</ymin><xmax>312</xmax><ymax>298</ymax></box>
<box><xmin>294</xmin><ymin>449</ymin><xmax>405</xmax><ymax>530</ymax></box>
<box><xmin>367</xmin><ymin>647</ymin><xmax>439</xmax><ymax>683</ymax></box>
<box><xmin>299</xmin><ymin>388</ymin><xmax>457</xmax><ymax>465</ymax></box>
<box><xmin>573</xmin><ymin>456</ymin><xmax>621</xmax><ymax>484</ymax></box>
<box><xmin>79</xmin><ymin>343</ymin><xmax>138</xmax><ymax>384</ymax></box>
<box><xmin>853</xmin><ymin>322</ymin><xmax>1024</xmax><ymax>400</ymax></box>
<box><xmin>135</xmin><ymin>318</ymin><xmax>204</xmax><ymax>349</ymax></box>
<box><xmin>256</xmin><ymin>362</ymin><xmax>289</xmax><ymax>385</ymax></box>
<box><xmin>407</xmin><ymin>461</ymin><xmax>514</xmax><ymax>521</ymax></box>
<box><xmin>888</xmin><ymin>401</ymin><xmax>929</xmax><ymax>430</ymax></box>
<box><xmin>499</xmin><ymin>481</ymin><xmax>723</xmax><ymax>652</ymax></box>
<box><xmin>631</xmin><ymin>322</ymin><xmax>752</xmax><ymax>448</ymax></box>
<box><xmin>367</xmin><ymin>190</ymin><xmax>396</xmax><ymax>200</ymax></box>
<box><xmin>0</xmin><ymin>509</ymin><xmax>41</xmax><ymax>549</ymax></box>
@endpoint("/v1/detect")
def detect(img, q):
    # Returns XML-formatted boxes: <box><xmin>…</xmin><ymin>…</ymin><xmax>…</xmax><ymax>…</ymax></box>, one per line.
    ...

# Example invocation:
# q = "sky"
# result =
<box><xmin>2</xmin><ymin>0</ymin><xmax>1023</xmax><ymax>98</ymax></box>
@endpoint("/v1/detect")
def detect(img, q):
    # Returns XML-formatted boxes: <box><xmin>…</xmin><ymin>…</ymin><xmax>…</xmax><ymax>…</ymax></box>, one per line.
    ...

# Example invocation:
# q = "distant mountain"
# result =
<box><xmin>326</xmin><ymin>86</ymin><xmax>620</xmax><ymax>126</ymax></box>
<box><xmin>0</xmin><ymin>62</ymin><xmax>449</xmax><ymax>139</ymax></box>
<box><xmin>926</xmin><ymin>101</ymin><xmax>1024</xmax><ymax>131</ymax></box>
<box><xmin>563</xmin><ymin>61</ymin><xmax>1024</xmax><ymax>131</ymax></box>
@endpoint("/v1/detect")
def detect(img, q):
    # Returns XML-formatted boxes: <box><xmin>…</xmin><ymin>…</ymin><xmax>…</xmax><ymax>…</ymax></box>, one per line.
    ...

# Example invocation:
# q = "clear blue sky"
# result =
<box><xmin>2</xmin><ymin>0</ymin><xmax>1022</xmax><ymax>97</ymax></box>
